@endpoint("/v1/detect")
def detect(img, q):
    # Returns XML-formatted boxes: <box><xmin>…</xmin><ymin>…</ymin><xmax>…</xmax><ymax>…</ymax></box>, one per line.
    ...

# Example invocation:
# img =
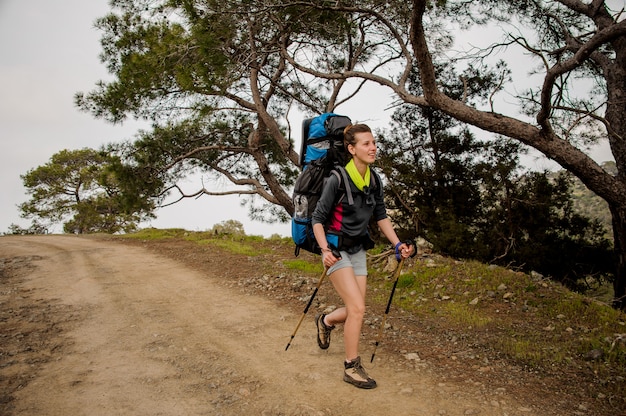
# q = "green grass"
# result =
<box><xmin>121</xmin><ymin>227</ymin><xmax>271</xmax><ymax>256</ymax></box>
<box><xmin>119</xmin><ymin>227</ymin><xmax>188</xmax><ymax>240</ymax></box>
<box><xmin>496</xmin><ymin>337</ymin><xmax>547</xmax><ymax>367</ymax></box>
<box><xmin>282</xmin><ymin>259</ymin><xmax>324</xmax><ymax>274</ymax></box>
<box><xmin>368</xmin><ymin>254</ymin><xmax>626</xmax><ymax>372</ymax></box>
<box><xmin>437</xmin><ymin>301</ymin><xmax>493</xmax><ymax>328</ymax></box>
<box><xmin>201</xmin><ymin>238</ymin><xmax>261</xmax><ymax>256</ymax></box>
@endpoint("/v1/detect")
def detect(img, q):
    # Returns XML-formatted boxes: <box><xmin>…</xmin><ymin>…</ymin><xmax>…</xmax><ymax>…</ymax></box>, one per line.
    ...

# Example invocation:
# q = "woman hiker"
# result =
<box><xmin>311</xmin><ymin>123</ymin><xmax>415</xmax><ymax>389</ymax></box>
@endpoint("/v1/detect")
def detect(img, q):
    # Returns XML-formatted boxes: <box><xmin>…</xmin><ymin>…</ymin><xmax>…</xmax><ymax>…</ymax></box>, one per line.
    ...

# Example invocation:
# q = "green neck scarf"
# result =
<box><xmin>345</xmin><ymin>159</ymin><xmax>370</xmax><ymax>191</ymax></box>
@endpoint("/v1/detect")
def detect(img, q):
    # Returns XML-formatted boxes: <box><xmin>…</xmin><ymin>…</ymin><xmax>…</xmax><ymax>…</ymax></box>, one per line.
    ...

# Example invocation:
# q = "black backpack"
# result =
<box><xmin>291</xmin><ymin>113</ymin><xmax>352</xmax><ymax>256</ymax></box>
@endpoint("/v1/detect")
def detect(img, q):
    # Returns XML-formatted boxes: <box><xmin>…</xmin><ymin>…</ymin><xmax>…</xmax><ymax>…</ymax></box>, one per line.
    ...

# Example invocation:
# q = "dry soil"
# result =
<box><xmin>0</xmin><ymin>235</ymin><xmax>618</xmax><ymax>415</ymax></box>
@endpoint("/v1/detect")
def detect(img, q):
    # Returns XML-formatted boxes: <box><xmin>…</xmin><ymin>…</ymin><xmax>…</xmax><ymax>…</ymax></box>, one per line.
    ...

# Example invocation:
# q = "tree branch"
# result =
<box><xmin>159</xmin><ymin>184</ymin><xmax>259</xmax><ymax>208</ymax></box>
<box><xmin>161</xmin><ymin>144</ymin><xmax>251</xmax><ymax>172</ymax></box>
<box><xmin>537</xmin><ymin>18</ymin><xmax>626</xmax><ymax>128</ymax></box>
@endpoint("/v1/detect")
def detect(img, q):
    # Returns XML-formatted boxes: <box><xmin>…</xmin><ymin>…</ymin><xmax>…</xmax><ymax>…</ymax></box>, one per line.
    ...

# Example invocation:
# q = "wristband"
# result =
<box><xmin>394</xmin><ymin>242</ymin><xmax>402</xmax><ymax>261</ymax></box>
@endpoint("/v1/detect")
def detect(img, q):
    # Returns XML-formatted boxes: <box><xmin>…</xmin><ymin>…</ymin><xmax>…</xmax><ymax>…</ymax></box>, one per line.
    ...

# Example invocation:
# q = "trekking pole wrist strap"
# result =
<box><xmin>395</xmin><ymin>240</ymin><xmax>417</xmax><ymax>260</ymax></box>
<box><xmin>322</xmin><ymin>244</ymin><xmax>342</xmax><ymax>259</ymax></box>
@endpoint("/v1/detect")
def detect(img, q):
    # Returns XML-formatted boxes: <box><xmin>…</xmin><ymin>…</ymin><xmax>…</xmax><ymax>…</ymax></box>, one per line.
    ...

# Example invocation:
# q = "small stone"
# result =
<box><xmin>585</xmin><ymin>349</ymin><xmax>604</xmax><ymax>361</ymax></box>
<box><xmin>531</xmin><ymin>271</ymin><xmax>544</xmax><ymax>280</ymax></box>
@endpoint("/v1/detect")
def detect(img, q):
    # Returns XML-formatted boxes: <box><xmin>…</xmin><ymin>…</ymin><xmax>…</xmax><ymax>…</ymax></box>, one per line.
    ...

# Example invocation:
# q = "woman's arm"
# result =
<box><xmin>377</xmin><ymin>218</ymin><xmax>415</xmax><ymax>258</ymax></box>
<box><xmin>312</xmin><ymin>174</ymin><xmax>342</xmax><ymax>267</ymax></box>
<box><xmin>313</xmin><ymin>223</ymin><xmax>340</xmax><ymax>267</ymax></box>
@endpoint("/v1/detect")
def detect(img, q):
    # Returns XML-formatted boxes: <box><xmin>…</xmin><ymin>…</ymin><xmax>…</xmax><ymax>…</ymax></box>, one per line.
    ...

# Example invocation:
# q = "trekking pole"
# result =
<box><xmin>285</xmin><ymin>247</ymin><xmax>342</xmax><ymax>351</ymax></box>
<box><xmin>370</xmin><ymin>256</ymin><xmax>406</xmax><ymax>363</ymax></box>
<box><xmin>284</xmin><ymin>266</ymin><xmax>328</xmax><ymax>351</ymax></box>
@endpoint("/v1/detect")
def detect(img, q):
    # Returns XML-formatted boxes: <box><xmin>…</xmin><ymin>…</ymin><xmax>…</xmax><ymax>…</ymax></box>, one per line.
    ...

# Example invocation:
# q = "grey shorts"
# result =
<box><xmin>327</xmin><ymin>249</ymin><xmax>367</xmax><ymax>276</ymax></box>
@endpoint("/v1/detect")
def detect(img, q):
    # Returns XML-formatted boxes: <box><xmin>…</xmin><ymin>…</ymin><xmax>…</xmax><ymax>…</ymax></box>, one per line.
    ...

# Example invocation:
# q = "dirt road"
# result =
<box><xmin>1</xmin><ymin>235</ymin><xmax>541</xmax><ymax>415</ymax></box>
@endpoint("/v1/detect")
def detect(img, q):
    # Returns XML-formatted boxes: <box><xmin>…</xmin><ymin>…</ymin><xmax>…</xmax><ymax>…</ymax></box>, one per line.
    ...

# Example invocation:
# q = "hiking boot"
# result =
<box><xmin>343</xmin><ymin>356</ymin><xmax>377</xmax><ymax>389</ymax></box>
<box><xmin>315</xmin><ymin>313</ymin><xmax>334</xmax><ymax>350</ymax></box>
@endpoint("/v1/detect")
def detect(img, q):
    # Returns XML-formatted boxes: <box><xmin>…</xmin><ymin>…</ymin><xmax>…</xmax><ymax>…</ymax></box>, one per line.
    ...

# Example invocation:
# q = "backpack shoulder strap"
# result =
<box><xmin>332</xmin><ymin>166</ymin><xmax>354</xmax><ymax>205</ymax></box>
<box><xmin>370</xmin><ymin>168</ymin><xmax>384</xmax><ymax>197</ymax></box>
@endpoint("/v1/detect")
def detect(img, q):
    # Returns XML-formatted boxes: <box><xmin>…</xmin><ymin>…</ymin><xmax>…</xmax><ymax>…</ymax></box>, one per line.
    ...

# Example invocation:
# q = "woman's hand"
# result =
<box><xmin>395</xmin><ymin>242</ymin><xmax>416</xmax><ymax>259</ymax></box>
<box><xmin>321</xmin><ymin>246</ymin><xmax>342</xmax><ymax>268</ymax></box>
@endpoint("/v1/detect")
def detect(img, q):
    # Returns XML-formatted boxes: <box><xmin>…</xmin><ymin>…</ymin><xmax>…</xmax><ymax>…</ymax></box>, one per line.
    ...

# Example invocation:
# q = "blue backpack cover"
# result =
<box><xmin>299</xmin><ymin>113</ymin><xmax>352</xmax><ymax>167</ymax></box>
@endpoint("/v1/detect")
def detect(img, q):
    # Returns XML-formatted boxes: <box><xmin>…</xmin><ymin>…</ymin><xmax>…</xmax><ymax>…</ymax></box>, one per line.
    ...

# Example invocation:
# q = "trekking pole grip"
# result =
<box><xmin>395</xmin><ymin>239</ymin><xmax>417</xmax><ymax>260</ymax></box>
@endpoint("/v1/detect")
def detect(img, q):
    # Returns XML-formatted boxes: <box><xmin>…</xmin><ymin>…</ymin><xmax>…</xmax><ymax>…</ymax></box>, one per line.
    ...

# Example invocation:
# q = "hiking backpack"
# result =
<box><xmin>291</xmin><ymin>113</ymin><xmax>353</xmax><ymax>256</ymax></box>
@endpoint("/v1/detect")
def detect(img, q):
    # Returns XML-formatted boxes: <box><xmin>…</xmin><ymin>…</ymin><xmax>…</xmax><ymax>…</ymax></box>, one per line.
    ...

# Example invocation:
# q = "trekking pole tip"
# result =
<box><xmin>285</xmin><ymin>336</ymin><xmax>295</xmax><ymax>351</ymax></box>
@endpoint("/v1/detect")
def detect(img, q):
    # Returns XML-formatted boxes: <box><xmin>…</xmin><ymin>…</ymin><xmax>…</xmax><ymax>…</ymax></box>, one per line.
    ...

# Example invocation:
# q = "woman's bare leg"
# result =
<box><xmin>327</xmin><ymin>267</ymin><xmax>367</xmax><ymax>360</ymax></box>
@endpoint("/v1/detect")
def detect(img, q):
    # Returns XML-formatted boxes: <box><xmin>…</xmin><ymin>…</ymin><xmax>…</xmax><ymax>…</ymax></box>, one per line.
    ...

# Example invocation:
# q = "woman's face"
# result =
<box><xmin>350</xmin><ymin>131</ymin><xmax>377</xmax><ymax>165</ymax></box>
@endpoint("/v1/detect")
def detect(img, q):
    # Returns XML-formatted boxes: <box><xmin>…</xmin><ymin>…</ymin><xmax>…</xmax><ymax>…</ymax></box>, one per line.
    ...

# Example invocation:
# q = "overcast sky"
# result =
<box><xmin>0</xmin><ymin>1</ymin><xmax>615</xmax><ymax>237</ymax></box>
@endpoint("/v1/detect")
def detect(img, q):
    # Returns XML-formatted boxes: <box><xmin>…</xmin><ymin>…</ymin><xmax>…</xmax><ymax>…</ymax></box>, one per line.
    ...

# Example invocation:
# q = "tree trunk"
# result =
<box><xmin>604</xmin><ymin>0</ymin><xmax>626</xmax><ymax>312</ymax></box>
<box><xmin>610</xmin><ymin>205</ymin><xmax>626</xmax><ymax>310</ymax></box>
